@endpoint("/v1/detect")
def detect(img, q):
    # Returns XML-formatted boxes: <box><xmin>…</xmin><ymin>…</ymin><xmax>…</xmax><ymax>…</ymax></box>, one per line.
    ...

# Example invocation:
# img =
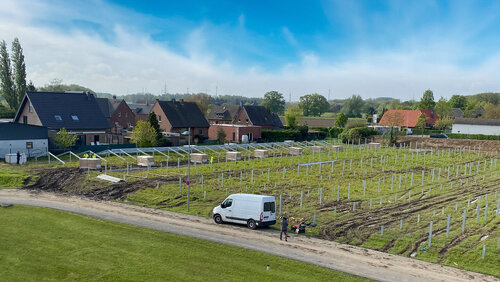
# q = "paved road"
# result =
<box><xmin>0</xmin><ymin>189</ymin><xmax>497</xmax><ymax>282</ymax></box>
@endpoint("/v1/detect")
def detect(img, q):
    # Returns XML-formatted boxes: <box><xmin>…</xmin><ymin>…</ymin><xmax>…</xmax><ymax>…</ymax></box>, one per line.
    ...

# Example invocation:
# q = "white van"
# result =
<box><xmin>212</xmin><ymin>194</ymin><xmax>276</xmax><ymax>229</ymax></box>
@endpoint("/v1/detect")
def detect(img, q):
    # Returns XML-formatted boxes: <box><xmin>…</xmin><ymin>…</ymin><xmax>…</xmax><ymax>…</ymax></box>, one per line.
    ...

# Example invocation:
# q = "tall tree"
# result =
<box><xmin>299</xmin><ymin>93</ymin><xmax>329</xmax><ymax>116</ymax></box>
<box><xmin>416</xmin><ymin>113</ymin><xmax>428</xmax><ymax>132</ymax></box>
<box><xmin>341</xmin><ymin>95</ymin><xmax>365</xmax><ymax>117</ymax></box>
<box><xmin>434</xmin><ymin>97</ymin><xmax>452</xmax><ymax>118</ymax></box>
<box><xmin>418</xmin><ymin>89</ymin><xmax>435</xmax><ymax>109</ymax></box>
<box><xmin>449</xmin><ymin>95</ymin><xmax>467</xmax><ymax>110</ymax></box>
<box><xmin>185</xmin><ymin>93</ymin><xmax>211</xmax><ymax>116</ymax></box>
<box><xmin>334</xmin><ymin>113</ymin><xmax>348</xmax><ymax>127</ymax></box>
<box><xmin>11</xmin><ymin>38</ymin><xmax>26</xmax><ymax>107</ymax></box>
<box><xmin>262</xmin><ymin>91</ymin><xmax>285</xmax><ymax>115</ymax></box>
<box><xmin>148</xmin><ymin>112</ymin><xmax>162</xmax><ymax>140</ymax></box>
<box><xmin>0</xmin><ymin>40</ymin><xmax>16</xmax><ymax>109</ymax></box>
<box><xmin>284</xmin><ymin>104</ymin><xmax>303</xmax><ymax>128</ymax></box>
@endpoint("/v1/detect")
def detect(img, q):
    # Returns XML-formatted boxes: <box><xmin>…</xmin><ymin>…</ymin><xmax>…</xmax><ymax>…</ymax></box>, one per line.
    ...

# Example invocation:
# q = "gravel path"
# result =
<box><xmin>0</xmin><ymin>189</ymin><xmax>497</xmax><ymax>282</ymax></box>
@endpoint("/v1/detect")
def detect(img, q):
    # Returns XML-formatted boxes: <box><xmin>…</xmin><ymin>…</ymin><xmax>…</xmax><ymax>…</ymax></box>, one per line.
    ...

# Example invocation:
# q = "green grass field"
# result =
<box><xmin>0</xmin><ymin>205</ymin><xmax>370</xmax><ymax>281</ymax></box>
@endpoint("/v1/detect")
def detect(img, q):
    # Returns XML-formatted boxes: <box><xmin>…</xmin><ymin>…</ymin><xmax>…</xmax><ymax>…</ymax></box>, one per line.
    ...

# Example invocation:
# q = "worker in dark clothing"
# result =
<box><xmin>280</xmin><ymin>216</ymin><xmax>288</xmax><ymax>241</ymax></box>
<box><xmin>16</xmin><ymin>151</ymin><xmax>21</xmax><ymax>164</ymax></box>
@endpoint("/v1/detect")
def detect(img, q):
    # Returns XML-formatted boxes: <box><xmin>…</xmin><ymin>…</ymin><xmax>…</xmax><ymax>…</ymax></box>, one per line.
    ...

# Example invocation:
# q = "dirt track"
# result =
<box><xmin>0</xmin><ymin>189</ymin><xmax>497</xmax><ymax>282</ymax></box>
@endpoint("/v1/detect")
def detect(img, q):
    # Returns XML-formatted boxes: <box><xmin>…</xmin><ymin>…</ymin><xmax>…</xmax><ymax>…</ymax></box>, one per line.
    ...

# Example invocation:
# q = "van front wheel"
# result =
<box><xmin>247</xmin><ymin>219</ymin><xmax>257</xmax><ymax>229</ymax></box>
<box><xmin>214</xmin><ymin>214</ymin><xmax>223</xmax><ymax>224</ymax></box>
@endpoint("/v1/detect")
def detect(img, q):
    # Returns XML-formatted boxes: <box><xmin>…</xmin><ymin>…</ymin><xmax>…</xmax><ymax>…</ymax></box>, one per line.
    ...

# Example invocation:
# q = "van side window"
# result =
<box><xmin>264</xmin><ymin>202</ymin><xmax>275</xmax><ymax>213</ymax></box>
<box><xmin>222</xmin><ymin>199</ymin><xmax>233</xmax><ymax>208</ymax></box>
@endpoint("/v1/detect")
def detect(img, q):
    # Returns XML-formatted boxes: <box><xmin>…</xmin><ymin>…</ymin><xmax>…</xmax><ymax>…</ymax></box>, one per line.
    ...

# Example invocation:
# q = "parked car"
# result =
<box><xmin>429</xmin><ymin>133</ymin><xmax>449</xmax><ymax>139</ymax></box>
<box><xmin>212</xmin><ymin>194</ymin><xmax>276</xmax><ymax>229</ymax></box>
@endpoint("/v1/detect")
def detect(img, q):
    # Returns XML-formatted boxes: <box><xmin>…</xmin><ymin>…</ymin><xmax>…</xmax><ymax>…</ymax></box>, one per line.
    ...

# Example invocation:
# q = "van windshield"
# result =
<box><xmin>264</xmin><ymin>202</ymin><xmax>275</xmax><ymax>213</ymax></box>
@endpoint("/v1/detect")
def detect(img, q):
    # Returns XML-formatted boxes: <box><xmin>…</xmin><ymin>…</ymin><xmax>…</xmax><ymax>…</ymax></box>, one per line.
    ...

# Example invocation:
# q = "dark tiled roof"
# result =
<box><xmin>453</xmin><ymin>118</ymin><xmax>500</xmax><ymax>126</ymax></box>
<box><xmin>0</xmin><ymin>122</ymin><xmax>48</xmax><ymax>140</ymax></box>
<box><xmin>207</xmin><ymin>104</ymin><xmax>241</xmax><ymax>121</ymax></box>
<box><xmin>157</xmin><ymin>100</ymin><xmax>209</xmax><ymax>128</ymax></box>
<box><xmin>96</xmin><ymin>98</ymin><xmax>123</xmax><ymax>118</ymax></box>
<box><xmin>16</xmin><ymin>92</ymin><xmax>110</xmax><ymax>130</ymax></box>
<box><xmin>451</xmin><ymin>108</ymin><xmax>464</xmax><ymax>119</ymax></box>
<box><xmin>128</xmin><ymin>103</ymin><xmax>153</xmax><ymax>115</ymax></box>
<box><xmin>244</xmin><ymin>105</ymin><xmax>282</xmax><ymax>128</ymax></box>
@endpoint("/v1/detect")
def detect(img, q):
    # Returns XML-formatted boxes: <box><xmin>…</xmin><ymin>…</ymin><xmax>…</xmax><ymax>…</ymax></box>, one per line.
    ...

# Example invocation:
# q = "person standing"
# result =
<box><xmin>280</xmin><ymin>216</ymin><xmax>288</xmax><ymax>241</ymax></box>
<box><xmin>16</xmin><ymin>151</ymin><xmax>21</xmax><ymax>164</ymax></box>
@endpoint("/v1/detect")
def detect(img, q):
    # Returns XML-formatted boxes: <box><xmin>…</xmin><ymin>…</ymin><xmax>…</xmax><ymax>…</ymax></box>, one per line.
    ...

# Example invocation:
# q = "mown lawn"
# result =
<box><xmin>0</xmin><ymin>205</ymin><xmax>370</xmax><ymax>281</ymax></box>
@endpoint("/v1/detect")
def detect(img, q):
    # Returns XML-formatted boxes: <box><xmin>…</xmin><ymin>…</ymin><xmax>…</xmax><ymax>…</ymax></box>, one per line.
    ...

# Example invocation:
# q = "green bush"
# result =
<box><xmin>339</xmin><ymin>127</ymin><xmax>377</xmax><ymax>144</ymax></box>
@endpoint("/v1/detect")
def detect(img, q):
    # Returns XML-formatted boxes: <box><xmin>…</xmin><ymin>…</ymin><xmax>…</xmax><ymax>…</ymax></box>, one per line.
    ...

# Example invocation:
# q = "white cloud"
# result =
<box><xmin>0</xmin><ymin>0</ymin><xmax>499</xmax><ymax>101</ymax></box>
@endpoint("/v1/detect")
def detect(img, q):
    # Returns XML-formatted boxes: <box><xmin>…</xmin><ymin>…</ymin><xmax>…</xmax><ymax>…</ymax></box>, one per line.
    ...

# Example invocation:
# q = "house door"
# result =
<box><xmin>249</xmin><ymin>132</ymin><xmax>253</xmax><ymax>141</ymax></box>
<box><xmin>232</xmin><ymin>132</ymin><xmax>235</xmax><ymax>141</ymax></box>
<box><xmin>94</xmin><ymin>135</ymin><xmax>100</xmax><ymax>144</ymax></box>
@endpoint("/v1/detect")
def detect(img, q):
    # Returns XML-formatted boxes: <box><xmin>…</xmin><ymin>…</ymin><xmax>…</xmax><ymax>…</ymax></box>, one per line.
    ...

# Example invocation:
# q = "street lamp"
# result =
<box><xmin>182</xmin><ymin>128</ymin><xmax>191</xmax><ymax>212</ymax></box>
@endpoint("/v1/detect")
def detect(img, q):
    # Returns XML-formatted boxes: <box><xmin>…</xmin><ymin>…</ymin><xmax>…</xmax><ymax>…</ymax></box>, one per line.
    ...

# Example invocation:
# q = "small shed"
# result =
<box><xmin>0</xmin><ymin>122</ymin><xmax>48</xmax><ymax>159</ymax></box>
<box><xmin>368</xmin><ymin>142</ymin><xmax>381</xmax><ymax>149</ymax></box>
<box><xmin>310</xmin><ymin>146</ymin><xmax>323</xmax><ymax>153</ymax></box>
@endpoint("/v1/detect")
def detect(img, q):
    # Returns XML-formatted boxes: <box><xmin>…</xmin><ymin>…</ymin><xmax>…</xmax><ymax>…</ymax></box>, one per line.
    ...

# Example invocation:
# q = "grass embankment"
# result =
<box><xmin>0</xmin><ymin>205</ymin><xmax>369</xmax><ymax>281</ymax></box>
<box><xmin>0</xmin><ymin>164</ymin><xmax>37</xmax><ymax>188</ymax></box>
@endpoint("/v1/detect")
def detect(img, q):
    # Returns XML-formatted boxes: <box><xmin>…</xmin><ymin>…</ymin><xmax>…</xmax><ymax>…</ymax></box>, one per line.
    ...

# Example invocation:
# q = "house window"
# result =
<box><xmin>26</xmin><ymin>142</ymin><xmax>33</xmax><ymax>149</ymax></box>
<box><xmin>71</xmin><ymin>115</ymin><xmax>79</xmax><ymax>121</ymax></box>
<box><xmin>199</xmin><ymin>129</ymin><xmax>203</xmax><ymax>135</ymax></box>
<box><xmin>54</xmin><ymin>115</ymin><xmax>62</xmax><ymax>121</ymax></box>
<box><xmin>118</xmin><ymin>112</ymin><xmax>121</xmax><ymax>118</ymax></box>
<box><xmin>23</xmin><ymin>116</ymin><xmax>27</xmax><ymax>124</ymax></box>
<box><xmin>158</xmin><ymin>115</ymin><xmax>162</xmax><ymax>122</ymax></box>
<box><xmin>29</xmin><ymin>103</ymin><xmax>33</xmax><ymax>113</ymax></box>
<box><xmin>232</xmin><ymin>132</ymin><xmax>235</xmax><ymax>141</ymax></box>
<box><xmin>125</xmin><ymin>113</ymin><xmax>128</xmax><ymax>118</ymax></box>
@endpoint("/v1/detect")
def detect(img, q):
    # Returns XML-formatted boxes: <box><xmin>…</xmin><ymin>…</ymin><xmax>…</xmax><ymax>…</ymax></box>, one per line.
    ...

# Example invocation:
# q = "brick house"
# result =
<box><xmin>378</xmin><ymin>109</ymin><xmax>439</xmax><ymax>128</ymax></box>
<box><xmin>233</xmin><ymin>105</ymin><xmax>283</xmax><ymax>130</ymax></box>
<box><xmin>151</xmin><ymin>99</ymin><xmax>210</xmax><ymax>140</ymax></box>
<box><xmin>96</xmin><ymin>96</ymin><xmax>135</xmax><ymax>129</ymax></box>
<box><xmin>13</xmin><ymin>91</ymin><xmax>120</xmax><ymax>147</ymax></box>
<box><xmin>208</xmin><ymin>124</ymin><xmax>261</xmax><ymax>142</ymax></box>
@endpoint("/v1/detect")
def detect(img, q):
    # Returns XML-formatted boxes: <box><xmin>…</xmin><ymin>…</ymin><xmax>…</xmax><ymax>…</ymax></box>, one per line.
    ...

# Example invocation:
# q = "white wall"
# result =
<box><xmin>0</xmin><ymin>139</ymin><xmax>48</xmax><ymax>159</ymax></box>
<box><xmin>452</xmin><ymin>124</ymin><xmax>500</xmax><ymax>135</ymax></box>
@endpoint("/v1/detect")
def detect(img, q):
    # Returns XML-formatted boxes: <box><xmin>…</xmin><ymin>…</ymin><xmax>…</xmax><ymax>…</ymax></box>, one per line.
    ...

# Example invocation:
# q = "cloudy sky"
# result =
<box><xmin>1</xmin><ymin>0</ymin><xmax>500</xmax><ymax>100</ymax></box>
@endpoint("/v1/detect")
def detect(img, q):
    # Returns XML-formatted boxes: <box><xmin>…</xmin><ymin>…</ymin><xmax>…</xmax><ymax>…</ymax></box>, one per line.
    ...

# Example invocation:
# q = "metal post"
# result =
<box><xmin>446</xmin><ymin>215</ymin><xmax>450</xmax><ymax>238</ymax></box>
<box><xmin>428</xmin><ymin>221</ymin><xmax>433</xmax><ymax>247</ymax></box>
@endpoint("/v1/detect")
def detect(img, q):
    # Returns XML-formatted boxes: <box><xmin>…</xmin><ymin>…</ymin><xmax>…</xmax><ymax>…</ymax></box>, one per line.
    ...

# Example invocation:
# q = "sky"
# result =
<box><xmin>1</xmin><ymin>0</ymin><xmax>500</xmax><ymax>101</ymax></box>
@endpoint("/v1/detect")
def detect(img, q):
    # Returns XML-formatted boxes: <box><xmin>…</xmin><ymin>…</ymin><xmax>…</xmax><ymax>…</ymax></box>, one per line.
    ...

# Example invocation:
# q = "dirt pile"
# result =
<box><xmin>25</xmin><ymin>168</ymin><xmax>86</xmax><ymax>193</ymax></box>
<box><xmin>396</xmin><ymin>137</ymin><xmax>500</xmax><ymax>155</ymax></box>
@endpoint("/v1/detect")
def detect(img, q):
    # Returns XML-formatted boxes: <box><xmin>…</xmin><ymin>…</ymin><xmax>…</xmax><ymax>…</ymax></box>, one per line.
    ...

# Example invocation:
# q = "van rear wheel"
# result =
<box><xmin>247</xmin><ymin>219</ymin><xmax>257</xmax><ymax>229</ymax></box>
<box><xmin>214</xmin><ymin>214</ymin><xmax>223</xmax><ymax>224</ymax></box>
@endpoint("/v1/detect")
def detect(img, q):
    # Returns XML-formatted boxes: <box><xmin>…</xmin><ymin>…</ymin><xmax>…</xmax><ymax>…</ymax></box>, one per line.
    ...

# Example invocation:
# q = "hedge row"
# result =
<box><xmin>447</xmin><ymin>133</ymin><xmax>500</xmax><ymax>141</ymax></box>
<box><xmin>339</xmin><ymin>127</ymin><xmax>378</xmax><ymax>143</ymax></box>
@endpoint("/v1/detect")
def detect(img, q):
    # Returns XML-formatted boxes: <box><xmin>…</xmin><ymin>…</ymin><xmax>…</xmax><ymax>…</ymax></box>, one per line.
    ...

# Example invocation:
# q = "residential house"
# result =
<box><xmin>206</xmin><ymin>104</ymin><xmax>241</xmax><ymax>125</ymax></box>
<box><xmin>233</xmin><ymin>105</ymin><xmax>283</xmax><ymax>129</ymax></box>
<box><xmin>96</xmin><ymin>96</ymin><xmax>135</xmax><ymax>130</ymax></box>
<box><xmin>151</xmin><ymin>99</ymin><xmax>210</xmax><ymax>144</ymax></box>
<box><xmin>452</xmin><ymin>118</ymin><xmax>500</xmax><ymax>135</ymax></box>
<box><xmin>0</xmin><ymin>122</ymin><xmax>48</xmax><ymax>158</ymax></box>
<box><xmin>208</xmin><ymin>124</ymin><xmax>262</xmax><ymax>142</ymax></box>
<box><xmin>129</xmin><ymin>102</ymin><xmax>154</xmax><ymax>124</ymax></box>
<box><xmin>14</xmin><ymin>91</ymin><xmax>115</xmax><ymax>147</ymax></box>
<box><xmin>451</xmin><ymin>108</ymin><xmax>465</xmax><ymax>119</ymax></box>
<box><xmin>378</xmin><ymin>109</ymin><xmax>439</xmax><ymax>128</ymax></box>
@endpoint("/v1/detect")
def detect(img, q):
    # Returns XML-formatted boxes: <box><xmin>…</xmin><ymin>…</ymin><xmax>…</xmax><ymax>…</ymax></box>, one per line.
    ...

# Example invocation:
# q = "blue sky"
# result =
<box><xmin>1</xmin><ymin>0</ymin><xmax>500</xmax><ymax>100</ymax></box>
